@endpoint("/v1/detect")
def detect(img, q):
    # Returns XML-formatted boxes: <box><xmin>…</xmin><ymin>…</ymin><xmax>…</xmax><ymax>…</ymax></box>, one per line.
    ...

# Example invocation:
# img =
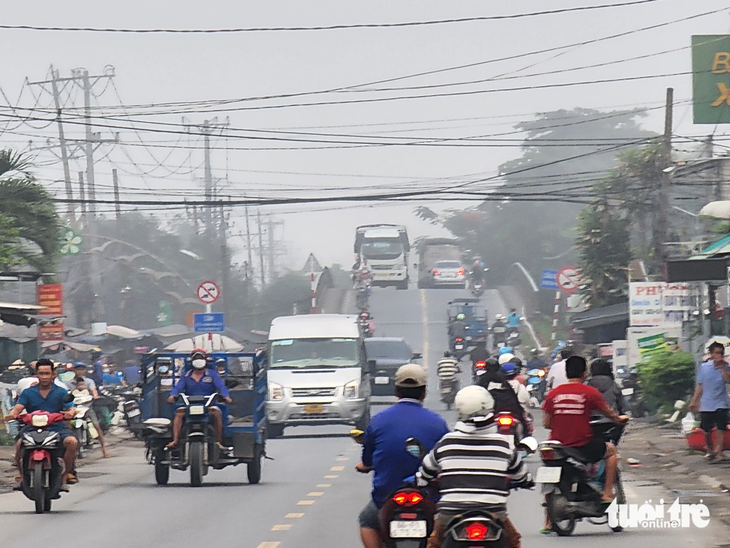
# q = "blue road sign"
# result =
<box><xmin>540</xmin><ymin>269</ymin><xmax>559</xmax><ymax>290</ymax></box>
<box><xmin>193</xmin><ymin>312</ymin><xmax>225</xmax><ymax>333</ymax></box>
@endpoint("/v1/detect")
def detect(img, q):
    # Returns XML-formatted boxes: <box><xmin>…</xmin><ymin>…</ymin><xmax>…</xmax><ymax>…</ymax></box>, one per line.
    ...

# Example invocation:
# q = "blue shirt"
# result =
<box><xmin>103</xmin><ymin>371</ymin><xmax>125</xmax><ymax>386</ymax></box>
<box><xmin>124</xmin><ymin>365</ymin><xmax>141</xmax><ymax>385</ymax></box>
<box><xmin>697</xmin><ymin>360</ymin><xmax>730</xmax><ymax>412</ymax></box>
<box><xmin>18</xmin><ymin>384</ymin><xmax>73</xmax><ymax>413</ymax></box>
<box><xmin>362</xmin><ymin>400</ymin><xmax>449</xmax><ymax>508</ymax></box>
<box><xmin>170</xmin><ymin>368</ymin><xmax>229</xmax><ymax>398</ymax></box>
<box><xmin>507</xmin><ymin>313</ymin><xmax>520</xmax><ymax>328</ymax></box>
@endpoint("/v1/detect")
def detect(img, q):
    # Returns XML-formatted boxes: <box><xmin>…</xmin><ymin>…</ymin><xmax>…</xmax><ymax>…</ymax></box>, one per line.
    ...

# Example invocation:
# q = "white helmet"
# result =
<box><xmin>498</xmin><ymin>353</ymin><xmax>515</xmax><ymax>365</ymax></box>
<box><xmin>495</xmin><ymin>314</ymin><xmax>504</xmax><ymax>321</ymax></box>
<box><xmin>454</xmin><ymin>385</ymin><xmax>494</xmax><ymax>422</ymax></box>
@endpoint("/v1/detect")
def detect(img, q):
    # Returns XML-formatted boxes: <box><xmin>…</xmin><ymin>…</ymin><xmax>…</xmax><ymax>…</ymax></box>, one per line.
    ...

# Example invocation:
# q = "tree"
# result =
<box><xmin>635</xmin><ymin>350</ymin><xmax>695</xmax><ymax>412</ymax></box>
<box><xmin>575</xmin><ymin>202</ymin><xmax>632</xmax><ymax>308</ymax></box>
<box><xmin>0</xmin><ymin>150</ymin><xmax>60</xmax><ymax>272</ymax></box>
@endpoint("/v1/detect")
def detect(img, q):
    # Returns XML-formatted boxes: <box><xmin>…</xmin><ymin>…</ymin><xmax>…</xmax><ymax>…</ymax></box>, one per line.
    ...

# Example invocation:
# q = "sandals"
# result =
<box><xmin>704</xmin><ymin>452</ymin><xmax>716</xmax><ymax>461</ymax></box>
<box><xmin>65</xmin><ymin>472</ymin><xmax>78</xmax><ymax>485</ymax></box>
<box><xmin>540</xmin><ymin>527</ymin><xmax>553</xmax><ymax>535</ymax></box>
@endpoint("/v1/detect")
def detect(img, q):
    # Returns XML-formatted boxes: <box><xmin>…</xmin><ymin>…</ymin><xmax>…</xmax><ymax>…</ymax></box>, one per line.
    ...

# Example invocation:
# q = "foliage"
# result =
<box><xmin>329</xmin><ymin>263</ymin><xmax>354</xmax><ymax>289</ymax></box>
<box><xmin>414</xmin><ymin>109</ymin><xmax>655</xmax><ymax>289</ymax></box>
<box><xmin>0</xmin><ymin>150</ymin><xmax>60</xmax><ymax>272</ymax></box>
<box><xmin>575</xmin><ymin>203</ymin><xmax>632</xmax><ymax>308</ymax></box>
<box><xmin>635</xmin><ymin>350</ymin><xmax>696</xmax><ymax>412</ymax></box>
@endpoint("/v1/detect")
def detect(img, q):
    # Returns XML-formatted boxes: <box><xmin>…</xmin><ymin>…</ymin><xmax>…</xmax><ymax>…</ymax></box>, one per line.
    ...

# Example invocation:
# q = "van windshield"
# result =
<box><xmin>269</xmin><ymin>338</ymin><xmax>359</xmax><ymax>369</ymax></box>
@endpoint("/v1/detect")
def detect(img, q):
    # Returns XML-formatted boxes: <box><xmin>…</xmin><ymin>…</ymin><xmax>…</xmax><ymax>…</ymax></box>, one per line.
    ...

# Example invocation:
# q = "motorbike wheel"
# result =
<box><xmin>546</xmin><ymin>493</ymin><xmax>576</xmax><ymax>536</ymax></box>
<box><xmin>155</xmin><ymin>449</ymin><xmax>170</xmax><ymax>485</ymax></box>
<box><xmin>355</xmin><ymin>406</ymin><xmax>371</xmax><ymax>431</ymax></box>
<box><xmin>446</xmin><ymin>400</ymin><xmax>452</xmax><ymax>411</ymax></box>
<box><xmin>44</xmin><ymin>497</ymin><xmax>52</xmax><ymax>512</ymax></box>
<box><xmin>247</xmin><ymin>446</ymin><xmax>263</xmax><ymax>484</ymax></box>
<box><xmin>609</xmin><ymin>470</ymin><xmax>627</xmax><ymax>533</ymax></box>
<box><xmin>189</xmin><ymin>441</ymin><xmax>204</xmax><ymax>487</ymax></box>
<box><xmin>33</xmin><ymin>462</ymin><xmax>45</xmax><ymax>514</ymax></box>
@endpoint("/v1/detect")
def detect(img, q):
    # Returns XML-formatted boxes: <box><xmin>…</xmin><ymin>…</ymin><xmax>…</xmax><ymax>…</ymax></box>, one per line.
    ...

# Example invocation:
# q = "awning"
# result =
<box><xmin>106</xmin><ymin>325</ymin><xmax>143</xmax><ymax>339</ymax></box>
<box><xmin>571</xmin><ymin>301</ymin><xmax>629</xmax><ymax>330</ymax></box>
<box><xmin>700</xmin><ymin>201</ymin><xmax>730</xmax><ymax>219</ymax></box>
<box><xmin>165</xmin><ymin>334</ymin><xmax>243</xmax><ymax>353</ymax></box>
<box><xmin>691</xmin><ymin>234</ymin><xmax>730</xmax><ymax>260</ymax></box>
<box><xmin>40</xmin><ymin>340</ymin><xmax>100</xmax><ymax>352</ymax></box>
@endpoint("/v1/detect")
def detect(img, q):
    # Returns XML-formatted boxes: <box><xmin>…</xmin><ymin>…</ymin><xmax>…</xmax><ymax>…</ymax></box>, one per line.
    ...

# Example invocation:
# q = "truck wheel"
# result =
<box><xmin>247</xmin><ymin>446</ymin><xmax>263</xmax><ymax>484</ymax></box>
<box><xmin>396</xmin><ymin>280</ymin><xmax>408</xmax><ymax>290</ymax></box>
<box><xmin>33</xmin><ymin>462</ymin><xmax>45</xmax><ymax>514</ymax></box>
<box><xmin>189</xmin><ymin>441</ymin><xmax>204</xmax><ymax>487</ymax></box>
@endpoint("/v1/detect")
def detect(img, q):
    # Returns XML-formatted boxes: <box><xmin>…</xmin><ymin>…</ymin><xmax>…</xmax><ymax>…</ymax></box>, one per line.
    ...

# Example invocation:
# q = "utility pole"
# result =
<box><xmin>267</xmin><ymin>216</ymin><xmax>276</xmax><ymax>281</ymax></box>
<box><xmin>78</xmin><ymin>172</ymin><xmax>86</xmax><ymax>223</ymax></box>
<box><xmin>112</xmin><ymin>168</ymin><xmax>121</xmax><ymax>222</ymax></box>
<box><xmin>657</xmin><ymin>87</ymin><xmax>673</xmax><ymax>269</ymax></box>
<box><xmin>244</xmin><ymin>204</ymin><xmax>254</xmax><ymax>281</ymax></box>
<box><xmin>203</xmin><ymin>120</ymin><xmax>213</xmax><ymax>236</ymax></box>
<box><xmin>48</xmin><ymin>66</ymin><xmax>74</xmax><ymax>223</ymax></box>
<box><xmin>257</xmin><ymin>210</ymin><xmax>266</xmax><ymax>287</ymax></box>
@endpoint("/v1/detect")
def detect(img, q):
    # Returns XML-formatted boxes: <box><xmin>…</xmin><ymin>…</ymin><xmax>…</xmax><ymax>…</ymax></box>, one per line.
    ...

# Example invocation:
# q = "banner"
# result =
<box><xmin>38</xmin><ymin>321</ymin><xmax>64</xmax><ymax>342</ymax></box>
<box><xmin>692</xmin><ymin>35</ymin><xmax>730</xmax><ymax>124</ymax></box>
<box><xmin>629</xmin><ymin>282</ymin><xmax>663</xmax><ymax>327</ymax></box>
<box><xmin>637</xmin><ymin>333</ymin><xmax>668</xmax><ymax>358</ymax></box>
<box><xmin>37</xmin><ymin>284</ymin><xmax>63</xmax><ymax>316</ymax></box>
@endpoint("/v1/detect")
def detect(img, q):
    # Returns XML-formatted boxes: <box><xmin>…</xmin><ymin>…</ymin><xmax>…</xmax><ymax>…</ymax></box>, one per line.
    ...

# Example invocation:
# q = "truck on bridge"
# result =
<box><xmin>354</xmin><ymin>224</ymin><xmax>410</xmax><ymax>290</ymax></box>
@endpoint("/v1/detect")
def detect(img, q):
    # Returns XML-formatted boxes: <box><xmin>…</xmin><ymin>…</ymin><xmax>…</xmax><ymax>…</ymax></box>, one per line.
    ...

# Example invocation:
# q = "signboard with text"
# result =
<box><xmin>629</xmin><ymin>282</ymin><xmax>663</xmax><ymax>327</ymax></box>
<box><xmin>692</xmin><ymin>35</ymin><xmax>730</xmax><ymax>124</ymax></box>
<box><xmin>37</xmin><ymin>284</ymin><xmax>63</xmax><ymax>316</ymax></box>
<box><xmin>38</xmin><ymin>321</ymin><xmax>64</xmax><ymax>342</ymax></box>
<box><xmin>540</xmin><ymin>269</ymin><xmax>559</xmax><ymax>290</ymax></box>
<box><xmin>193</xmin><ymin>312</ymin><xmax>225</xmax><ymax>333</ymax></box>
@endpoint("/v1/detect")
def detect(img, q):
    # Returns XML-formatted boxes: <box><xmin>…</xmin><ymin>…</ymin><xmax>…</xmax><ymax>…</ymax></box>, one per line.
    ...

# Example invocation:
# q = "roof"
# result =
<box><xmin>269</xmin><ymin>314</ymin><xmax>359</xmax><ymax>340</ymax></box>
<box><xmin>571</xmin><ymin>301</ymin><xmax>629</xmax><ymax>330</ymax></box>
<box><xmin>691</xmin><ymin>233</ymin><xmax>730</xmax><ymax>260</ymax></box>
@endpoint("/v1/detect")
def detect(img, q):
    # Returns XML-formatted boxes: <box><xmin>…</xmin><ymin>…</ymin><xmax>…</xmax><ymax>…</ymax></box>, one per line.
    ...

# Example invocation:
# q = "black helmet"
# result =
<box><xmin>443</xmin><ymin>350</ymin><xmax>451</xmax><ymax>358</ymax></box>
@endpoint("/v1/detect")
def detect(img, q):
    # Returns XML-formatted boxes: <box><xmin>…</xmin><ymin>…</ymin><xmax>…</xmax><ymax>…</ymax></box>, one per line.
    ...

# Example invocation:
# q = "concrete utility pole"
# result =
<box><xmin>244</xmin><ymin>204</ymin><xmax>254</xmax><ymax>281</ymax></box>
<box><xmin>657</xmin><ymin>87</ymin><xmax>674</xmax><ymax>268</ymax></box>
<box><xmin>203</xmin><ymin>120</ymin><xmax>213</xmax><ymax>236</ymax></box>
<box><xmin>78</xmin><ymin>172</ymin><xmax>86</xmax><ymax>222</ymax></box>
<box><xmin>48</xmin><ymin>66</ymin><xmax>74</xmax><ymax>223</ymax></box>
<box><xmin>257</xmin><ymin>210</ymin><xmax>266</xmax><ymax>287</ymax></box>
<box><xmin>112</xmin><ymin>168</ymin><xmax>121</xmax><ymax>222</ymax></box>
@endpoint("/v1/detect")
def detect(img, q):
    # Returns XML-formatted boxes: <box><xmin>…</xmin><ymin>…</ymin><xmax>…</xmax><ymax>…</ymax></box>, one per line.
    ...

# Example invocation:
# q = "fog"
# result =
<box><xmin>1</xmin><ymin>0</ymin><xmax>728</xmax><ymax>268</ymax></box>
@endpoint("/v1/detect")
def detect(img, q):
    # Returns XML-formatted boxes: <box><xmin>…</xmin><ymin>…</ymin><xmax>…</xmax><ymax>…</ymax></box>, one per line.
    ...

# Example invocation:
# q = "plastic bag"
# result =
<box><xmin>681</xmin><ymin>411</ymin><xmax>696</xmax><ymax>435</ymax></box>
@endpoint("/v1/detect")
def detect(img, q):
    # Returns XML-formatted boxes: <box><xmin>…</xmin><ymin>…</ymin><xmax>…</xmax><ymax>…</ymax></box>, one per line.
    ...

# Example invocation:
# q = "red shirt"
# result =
<box><xmin>543</xmin><ymin>382</ymin><xmax>606</xmax><ymax>447</ymax></box>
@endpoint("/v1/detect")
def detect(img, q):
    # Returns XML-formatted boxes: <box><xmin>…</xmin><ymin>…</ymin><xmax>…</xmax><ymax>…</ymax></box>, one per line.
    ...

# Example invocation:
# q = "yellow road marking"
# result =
<box><xmin>324</xmin><ymin>475</ymin><xmax>339</xmax><ymax>479</ymax></box>
<box><xmin>257</xmin><ymin>543</ymin><xmax>280</xmax><ymax>548</ymax></box>
<box><xmin>272</xmin><ymin>524</ymin><xmax>291</xmax><ymax>531</ymax></box>
<box><xmin>298</xmin><ymin>500</ymin><xmax>315</xmax><ymax>506</ymax></box>
<box><xmin>317</xmin><ymin>483</ymin><xmax>331</xmax><ymax>488</ymax></box>
<box><xmin>286</xmin><ymin>513</ymin><xmax>304</xmax><ymax>519</ymax></box>
<box><xmin>336</xmin><ymin>456</ymin><xmax>349</xmax><ymax>461</ymax></box>
<box><xmin>330</xmin><ymin>466</ymin><xmax>345</xmax><ymax>471</ymax></box>
<box><xmin>307</xmin><ymin>491</ymin><xmax>324</xmax><ymax>497</ymax></box>
<box><xmin>421</xmin><ymin>289</ymin><xmax>429</xmax><ymax>367</ymax></box>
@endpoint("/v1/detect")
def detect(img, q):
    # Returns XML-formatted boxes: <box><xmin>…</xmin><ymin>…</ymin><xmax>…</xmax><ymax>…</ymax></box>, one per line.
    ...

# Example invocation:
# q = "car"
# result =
<box><xmin>430</xmin><ymin>260</ymin><xmax>466</xmax><ymax>288</ymax></box>
<box><xmin>365</xmin><ymin>337</ymin><xmax>422</xmax><ymax>396</ymax></box>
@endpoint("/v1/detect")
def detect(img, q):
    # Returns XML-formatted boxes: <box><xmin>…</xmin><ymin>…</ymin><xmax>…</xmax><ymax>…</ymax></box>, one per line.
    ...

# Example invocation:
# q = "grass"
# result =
<box><xmin>530</xmin><ymin>317</ymin><xmax>569</xmax><ymax>349</ymax></box>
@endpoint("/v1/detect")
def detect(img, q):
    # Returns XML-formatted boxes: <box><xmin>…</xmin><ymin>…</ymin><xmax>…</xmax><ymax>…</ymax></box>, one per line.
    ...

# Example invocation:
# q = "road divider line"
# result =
<box><xmin>324</xmin><ymin>475</ymin><xmax>339</xmax><ymax>479</ymax></box>
<box><xmin>297</xmin><ymin>500</ymin><xmax>315</xmax><ymax>506</ymax></box>
<box><xmin>286</xmin><ymin>513</ymin><xmax>305</xmax><ymax>518</ymax></box>
<box><xmin>257</xmin><ymin>543</ymin><xmax>280</xmax><ymax>548</ymax></box>
<box><xmin>317</xmin><ymin>483</ymin><xmax>332</xmax><ymax>488</ymax></box>
<box><xmin>272</xmin><ymin>524</ymin><xmax>292</xmax><ymax>531</ymax></box>
<box><xmin>336</xmin><ymin>456</ymin><xmax>349</xmax><ymax>461</ymax></box>
<box><xmin>307</xmin><ymin>491</ymin><xmax>324</xmax><ymax>497</ymax></box>
<box><xmin>330</xmin><ymin>466</ymin><xmax>345</xmax><ymax>471</ymax></box>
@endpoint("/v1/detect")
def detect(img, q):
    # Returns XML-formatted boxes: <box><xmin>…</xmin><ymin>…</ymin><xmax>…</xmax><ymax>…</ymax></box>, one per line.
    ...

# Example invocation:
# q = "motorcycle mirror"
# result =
<box><xmin>405</xmin><ymin>437</ymin><xmax>427</xmax><ymax>459</ymax></box>
<box><xmin>518</xmin><ymin>436</ymin><xmax>538</xmax><ymax>455</ymax></box>
<box><xmin>411</xmin><ymin>353</ymin><xmax>422</xmax><ymax>360</ymax></box>
<box><xmin>483</xmin><ymin>268</ymin><xmax>489</xmax><ymax>272</ymax></box>
<box><xmin>350</xmin><ymin>429</ymin><xmax>365</xmax><ymax>444</ymax></box>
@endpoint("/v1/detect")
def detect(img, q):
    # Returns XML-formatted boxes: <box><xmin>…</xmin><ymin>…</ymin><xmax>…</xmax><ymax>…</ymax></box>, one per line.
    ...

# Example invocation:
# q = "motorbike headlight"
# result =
<box><xmin>31</xmin><ymin>415</ymin><xmax>49</xmax><ymax>428</ymax></box>
<box><xmin>344</xmin><ymin>379</ymin><xmax>359</xmax><ymax>399</ymax></box>
<box><xmin>268</xmin><ymin>382</ymin><xmax>284</xmax><ymax>401</ymax></box>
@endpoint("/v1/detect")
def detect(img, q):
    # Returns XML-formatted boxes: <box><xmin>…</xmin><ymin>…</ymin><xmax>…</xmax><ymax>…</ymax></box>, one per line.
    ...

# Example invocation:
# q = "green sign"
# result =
<box><xmin>637</xmin><ymin>333</ymin><xmax>668</xmax><ymax>358</ymax></box>
<box><xmin>692</xmin><ymin>35</ymin><xmax>730</xmax><ymax>124</ymax></box>
<box><xmin>157</xmin><ymin>300</ymin><xmax>173</xmax><ymax>326</ymax></box>
<box><xmin>59</xmin><ymin>228</ymin><xmax>83</xmax><ymax>256</ymax></box>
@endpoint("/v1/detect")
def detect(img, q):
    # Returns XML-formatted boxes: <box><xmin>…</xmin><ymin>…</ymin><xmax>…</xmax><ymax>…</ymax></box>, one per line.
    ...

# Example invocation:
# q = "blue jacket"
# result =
<box><xmin>362</xmin><ymin>400</ymin><xmax>449</xmax><ymax>507</ymax></box>
<box><xmin>170</xmin><ymin>368</ymin><xmax>229</xmax><ymax>398</ymax></box>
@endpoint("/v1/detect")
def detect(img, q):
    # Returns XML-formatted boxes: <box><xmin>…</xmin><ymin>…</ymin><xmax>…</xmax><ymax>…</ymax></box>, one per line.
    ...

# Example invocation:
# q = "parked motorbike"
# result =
<box><xmin>16</xmin><ymin>411</ymin><xmax>67</xmax><ymax>514</ymax></box>
<box><xmin>439</xmin><ymin>377</ymin><xmax>460</xmax><ymax>410</ymax></box>
<box><xmin>537</xmin><ymin>419</ymin><xmax>627</xmax><ymax>536</ymax></box>
<box><xmin>70</xmin><ymin>393</ymin><xmax>98</xmax><ymax>458</ymax></box>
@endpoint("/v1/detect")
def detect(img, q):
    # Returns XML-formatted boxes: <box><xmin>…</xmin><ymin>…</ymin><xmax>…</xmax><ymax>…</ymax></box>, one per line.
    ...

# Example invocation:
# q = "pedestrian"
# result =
<box><xmin>689</xmin><ymin>341</ymin><xmax>730</xmax><ymax>462</ymax></box>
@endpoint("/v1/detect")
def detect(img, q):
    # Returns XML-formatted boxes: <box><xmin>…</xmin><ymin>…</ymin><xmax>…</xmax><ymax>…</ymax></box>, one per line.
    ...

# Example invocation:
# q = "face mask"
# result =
<box><xmin>192</xmin><ymin>359</ymin><xmax>206</xmax><ymax>370</ymax></box>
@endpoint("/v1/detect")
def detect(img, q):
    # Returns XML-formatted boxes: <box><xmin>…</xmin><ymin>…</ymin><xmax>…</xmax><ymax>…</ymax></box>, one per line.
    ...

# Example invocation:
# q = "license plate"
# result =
<box><xmin>536</xmin><ymin>466</ymin><xmax>561</xmax><ymax>484</ymax></box>
<box><xmin>304</xmin><ymin>404</ymin><xmax>324</xmax><ymax>414</ymax></box>
<box><xmin>375</xmin><ymin>376</ymin><xmax>390</xmax><ymax>385</ymax></box>
<box><xmin>127</xmin><ymin>409</ymin><xmax>140</xmax><ymax>418</ymax></box>
<box><xmin>189</xmin><ymin>405</ymin><xmax>205</xmax><ymax>416</ymax></box>
<box><xmin>455</xmin><ymin>344</ymin><xmax>464</xmax><ymax>350</ymax></box>
<box><xmin>493</xmin><ymin>327</ymin><xmax>506</xmax><ymax>333</ymax></box>
<box><xmin>390</xmin><ymin>520</ymin><xmax>427</xmax><ymax>538</ymax></box>
<box><xmin>622</xmin><ymin>387</ymin><xmax>634</xmax><ymax>396</ymax></box>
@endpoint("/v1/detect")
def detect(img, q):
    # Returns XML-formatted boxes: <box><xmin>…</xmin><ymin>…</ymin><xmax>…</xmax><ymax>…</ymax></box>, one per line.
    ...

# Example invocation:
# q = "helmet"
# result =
<box><xmin>531</xmin><ymin>348</ymin><xmax>539</xmax><ymax>355</ymax></box>
<box><xmin>498</xmin><ymin>346</ymin><xmax>513</xmax><ymax>356</ymax></box>
<box><xmin>456</xmin><ymin>313</ymin><xmax>465</xmax><ymax>321</ymax></box>
<box><xmin>454</xmin><ymin>385</ymin><xmax>494</xmax><ymax>422</ymax></box>
<box><xmin>495</xmin><ymin>314</ymin><xmax>504</xmax><ymax>321</ymax></box>
<box><xmin>191</xmin><ymin>348</ymin><xmax>208</xmax><ymax>370</ymax></box>
<box><xmin>498</xmin><ymin>352</ymin><xmax>515</xmax><ymax>365</ymax></box>
<box><xmin>443</xmin><ymin>351</ymin><xmax>451</xmax><ymax>358</ymax></box>
<box><xmin>500</xmin><ymin>362</ymin><xmax>517</xmax><ymax>378</ymax></box>
<box><xmin>190</xmin><ymin>348</ymin><xmax>207</xmax><ymax>360</ymax></box>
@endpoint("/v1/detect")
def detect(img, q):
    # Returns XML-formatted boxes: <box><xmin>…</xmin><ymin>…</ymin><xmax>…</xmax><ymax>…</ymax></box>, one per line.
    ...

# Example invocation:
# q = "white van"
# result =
<box><xmin>266</xmin><ymin>314</ymin><xmax>371</xmax><ymax>438</ymax></box>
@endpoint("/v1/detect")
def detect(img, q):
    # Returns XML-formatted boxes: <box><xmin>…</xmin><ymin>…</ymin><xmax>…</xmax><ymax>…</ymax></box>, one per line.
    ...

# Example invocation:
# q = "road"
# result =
<box><xmin>0</xmin><ymin>287</ymin><xmax>727</xmax><ymax>548</ymax></box>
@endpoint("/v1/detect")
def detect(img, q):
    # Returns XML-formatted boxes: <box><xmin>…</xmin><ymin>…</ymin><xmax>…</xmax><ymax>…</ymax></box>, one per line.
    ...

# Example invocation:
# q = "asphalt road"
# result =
<box><xmin>0</xmin><ymin>287</ymin><xmax>728</xmax><ymax>547</ymax></box>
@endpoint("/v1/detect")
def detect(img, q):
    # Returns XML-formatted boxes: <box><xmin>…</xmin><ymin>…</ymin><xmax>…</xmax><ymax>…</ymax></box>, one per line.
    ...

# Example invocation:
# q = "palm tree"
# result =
<box><xmin>0</xmin><ymin>149</ymin><xmax>60</xmax><ymax>272</ymax></box>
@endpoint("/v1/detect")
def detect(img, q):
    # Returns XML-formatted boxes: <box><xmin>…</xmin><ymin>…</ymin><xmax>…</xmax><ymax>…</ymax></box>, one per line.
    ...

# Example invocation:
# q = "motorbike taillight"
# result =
<box><xmin>465</xmin><ymin>523</ymin><xmax>488</xmax><ymax>540</ymax></box>
<box><xmin>497</xmin><ymin>415</ymin><xmax>514</xmax><ymax>428</ymax></box>
<box><xmin>393</xmin><ymin>491</ymin><xmax>423</xmax><ymax>506</ymax></box>
<box><xmin>433</xmin><ymin>268</ymin><xmax>440</xmax><ymax>276</ymax></box>
<box><xmin>475</xmin><ymin>361</ymin><xmax>486</xmax><ymax>369</ymax></box>
<box><xmin>453</xmin><ymin>520</ymin><xmax>499</xmax><ymax>542</ymax></box>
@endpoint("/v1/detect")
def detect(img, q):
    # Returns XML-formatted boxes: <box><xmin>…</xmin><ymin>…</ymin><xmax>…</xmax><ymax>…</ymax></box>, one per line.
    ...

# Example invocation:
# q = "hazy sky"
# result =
<box><xmin>1</xmin><ymin>1</ymin><xmax>729</xmax><ymax>273</ymax></box>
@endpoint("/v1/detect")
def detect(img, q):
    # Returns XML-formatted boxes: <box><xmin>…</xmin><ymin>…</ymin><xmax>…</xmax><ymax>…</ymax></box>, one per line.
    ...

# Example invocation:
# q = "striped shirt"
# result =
<box><xmin>437</xmin><ymin>359</ymin><xmax>460</xmax><ymax>380</ymax></box>
<box><xmin>418</xmin><ymin>421</ymin><xmax>528</xmax><ymax>513</ymax></box>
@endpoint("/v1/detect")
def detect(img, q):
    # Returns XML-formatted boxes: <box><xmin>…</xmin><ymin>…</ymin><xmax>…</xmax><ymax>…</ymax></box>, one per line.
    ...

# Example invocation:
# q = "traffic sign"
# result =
<box><xmin>540</xmin><ymin>269</ymin><xmax>559</xmax><ymax>290</ymax></box>
<box><xmin>193</xmin><ymin>312</ymin><xmax>225</xmax><ymax>333</ymax></box>
<box><xmin>557</xmin><ymin>265</ymin><xmax>580</xmax><ymax>295</ymax></box>
<box><xmin>197</xmin><ymin>281</ymin><xmax>220</xmax><ymax>304</ymax></box>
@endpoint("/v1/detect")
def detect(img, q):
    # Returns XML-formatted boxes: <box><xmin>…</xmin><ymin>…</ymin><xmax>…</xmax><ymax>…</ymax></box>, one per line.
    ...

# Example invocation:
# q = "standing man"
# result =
<box><xmin>689</xmin><ymin>341</ymin><xmax>730</xmax><ymax>462</ymax></box>
<box><xmin>507</xmin><ymin>309</ymin><xmax>521</xmax><ymax>330</ymax></box>
<box><xmin>356</xmin><ymin>364</ymin><xmax>449</xmax><ymax>548</ymax></box>
<box><xmin>546</xmin><ymin>348</ymin><xmax>572</xmax><ymax>392</ymax></box>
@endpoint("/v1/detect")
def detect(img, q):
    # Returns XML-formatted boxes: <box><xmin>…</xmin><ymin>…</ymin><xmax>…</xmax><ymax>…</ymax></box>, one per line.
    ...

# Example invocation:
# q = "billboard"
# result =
<box><xmin>38</xmin><ymin>321</ymin><xmax>64</xmax><ymax>342</ymax></box>
<box><xmin>629</xmin><ymin>282</ymin><xmax>698</xmax><ymax>327</ymax></box>
<box><xmin>627</xmin><ymin>327</ymin><xmax>681</xmax><ymax>368</ymax></box>
<box><xmin>692</xmin><ymin>35</ymin><xmax>730</xmax><ymax>124</ymax></box>
<box><xmin>37</xmin><ymin>284</ymin><xmax>63</xmax><ymax>316</ymax></box>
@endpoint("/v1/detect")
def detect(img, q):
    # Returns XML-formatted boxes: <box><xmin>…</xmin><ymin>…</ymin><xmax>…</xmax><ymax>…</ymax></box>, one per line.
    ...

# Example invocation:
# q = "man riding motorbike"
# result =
<box><xmin>477</xmin><ymin>358</ymin><xmax>530</xmax><ymax>440</ymax></box>
<box><xmin>359</xmin><ymin>311</ymin><xmax>376</xmax><ymax>337</ymax></box>
<box><xmin>356</xmin><ymin>364</ymin><xmax>450</xmax><ymax>548</ymax></box>
<box><xmin>449</xmin><ymin>314</ymin><xmax>467</xmax><ymax>353</ymax></box>
<box><xmin>67</xmin><ymin>362</ymin><xmax>110</xmax><ymax>458</ymax></box>
<box><xmin>437</xmin><ymin>351</ymin><xmax>461</xmax><ymax>404</ymax></box>
<box><xmin>166</xmin><ymin>349</ymin><xmax>233</xmax><ymax>451</ymax></box>
<box><xmin>470</xmin><ymin>260</ymin><xmax>486</xmax><ymax>285</ymax></box>
<box><xmin>4</xmin><ymin>359</ymin><xmax>78</xmax><ymax>488</ymax></box>
<box><xmin>418</xmin><ymin>385</ymin><xmax>532</xmax><ymax>548</ymax></box>
<box><xmin>500</xmin><ymin>360</ymin><xmax>530</xmax><ymax>415</ymax></box>
<box><xmin>542</xmin><ymin>356</ymin><xmax>628</xmax><ymax>507</ymax></box>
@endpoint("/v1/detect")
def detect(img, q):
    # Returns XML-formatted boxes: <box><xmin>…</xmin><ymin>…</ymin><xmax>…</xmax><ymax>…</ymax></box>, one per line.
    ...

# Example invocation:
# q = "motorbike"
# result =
<box><xmin>506</xmin><ymin>328</ymin><xmax>521</xmax><ymax>349</ymax></box>
<box><xmin>472</xmin><ymin>360</ymin><xmax>487</xmax><ymax>382</ymax></box>
<box><xmin>359</xmin><ymin>317</ymin><xmax>375</xmax><ymax>338</ymax></box>
<box><xmin>470</xmin><ymin>280</ymin><xmax>485</xmax><ymax>298</ymax></box>
<box><xmin>537</xmin><ymin>419</ymin><xmax>627</xmax><ymax>536</ymax></box>
<box><xmin>70</xmin><ymin>393</ymin><xmax>98</xmax><ymax>458</ymax></box>
<box><xmin>16</xmin><ymin>411</ymin><xmax>68</xmax><ymax>514</ymax></box>
<box><xmin>491</xmin><ymin>323</ymin><xmax>507</xmax><ymax>350</ymax></box>
<box><xmin>356</xmin><ymin>284</ymin><xmax>371</xmax><ymax>312</ymax></box>
<box><xmin>525</xmin><ymin>369</ymin><xmax>546</xmax><ymax>407</ymax></box>
<box><xmin>451</xmin><ymin>337</ymin><xmax>466</xmax><ymax>360</ymax></box>
<box><xmin>439</xmin><ymin>377</ymin><xmax>460</xmax><ymax>410</ymax></box>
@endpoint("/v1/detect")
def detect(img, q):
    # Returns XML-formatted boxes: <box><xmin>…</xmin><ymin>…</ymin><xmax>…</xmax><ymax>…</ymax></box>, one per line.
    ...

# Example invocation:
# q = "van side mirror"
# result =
<box><xmin>367</xmin><ymin>360</ymin><xmax>377</xmax><ymax>374</ymax></box>
<box><xmin>411</xmin><ymin>353</ymin><xmax>422</xmax><ymax>360</ymax></box>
